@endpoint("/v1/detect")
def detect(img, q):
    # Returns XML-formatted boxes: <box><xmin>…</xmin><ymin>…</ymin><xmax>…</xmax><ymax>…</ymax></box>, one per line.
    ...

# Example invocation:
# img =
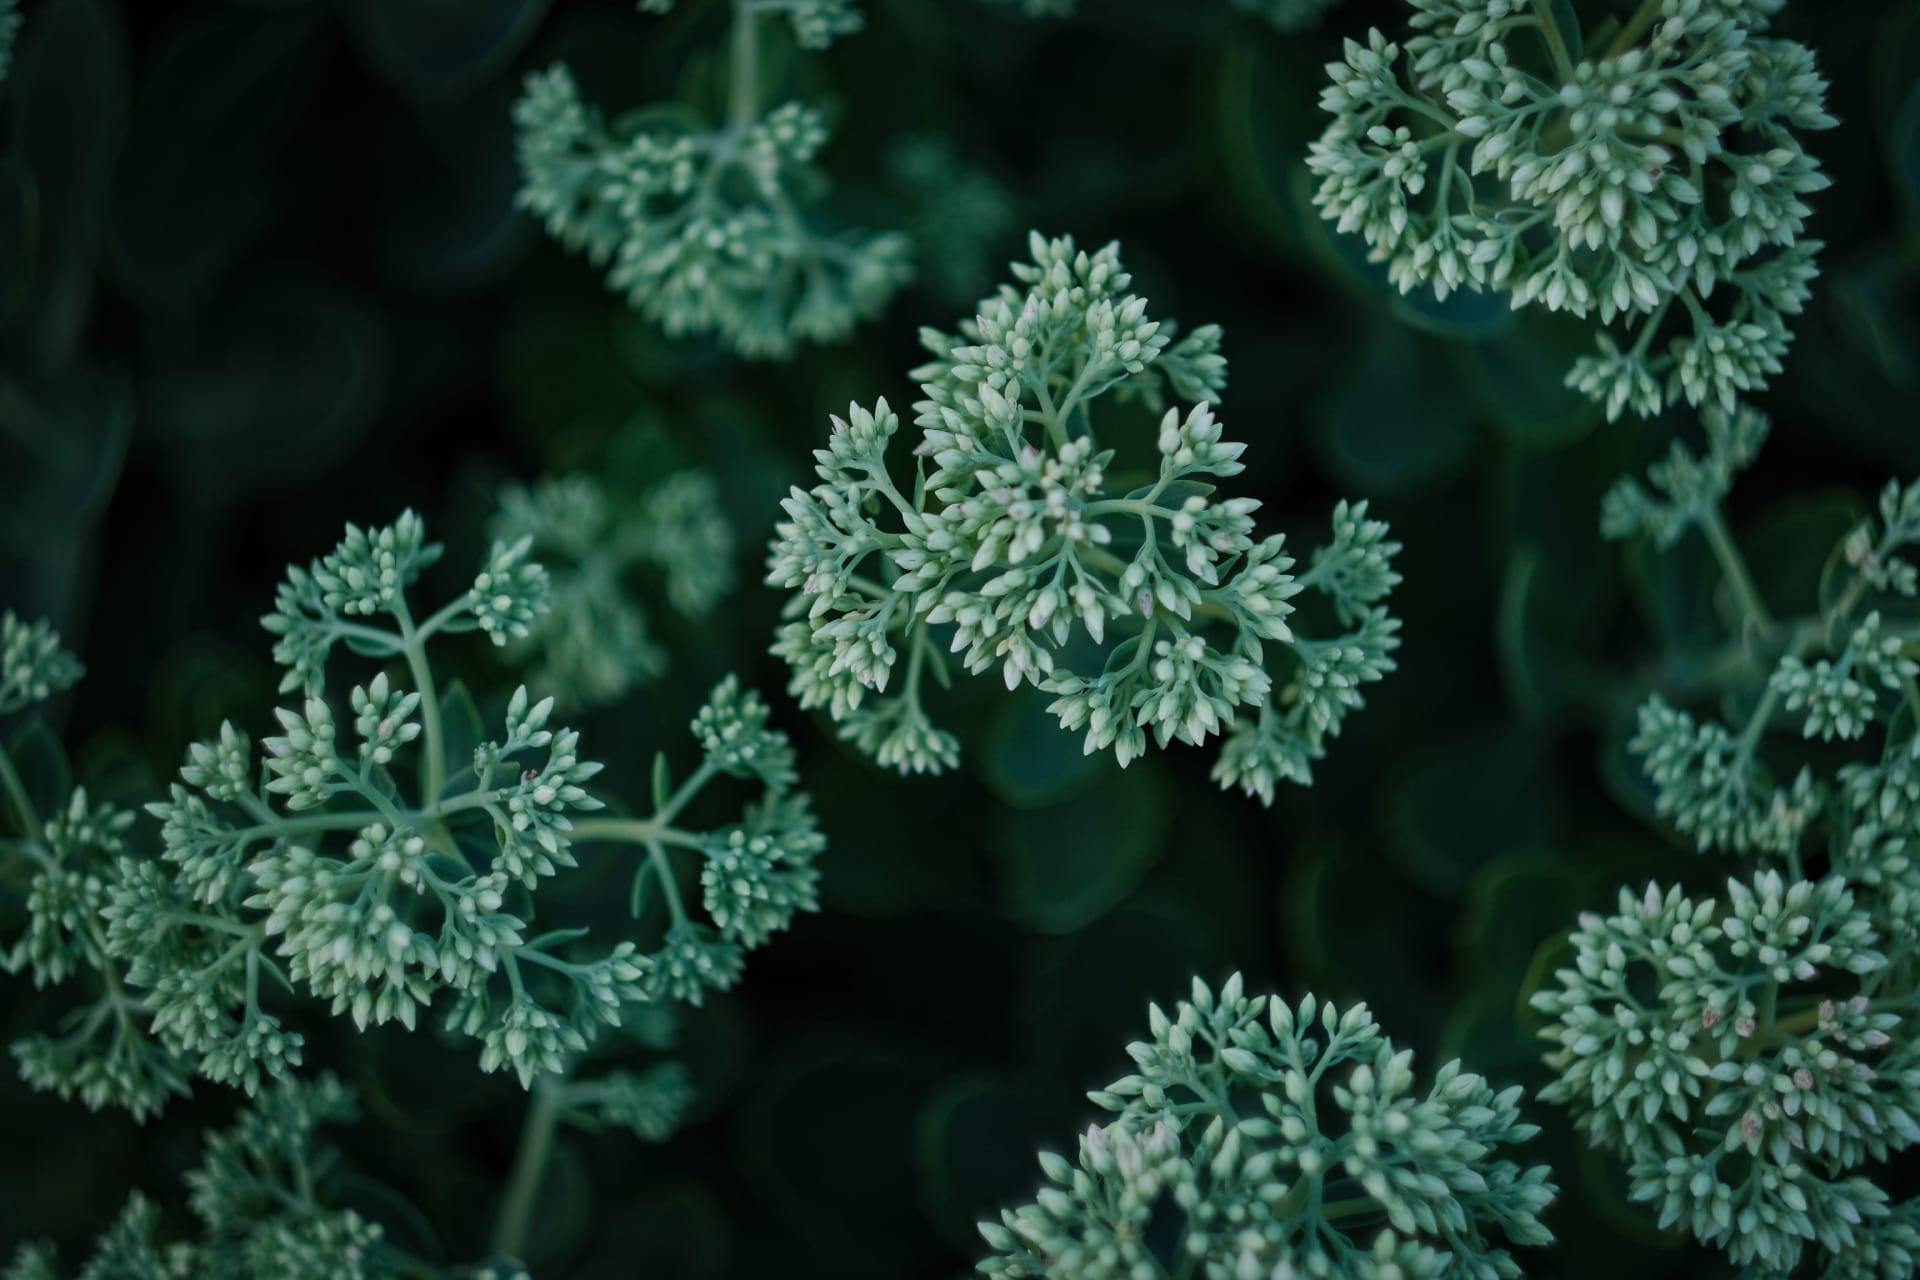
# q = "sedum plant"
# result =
<box><xmin>512</xmin><ymin>0</ymin><xmax>911</xmax><ymax>359</ymax></box>
<box><xmin>489</xmin><ymin>470</ymin><xmax>737</xmax><ymax>710</ymax></box>
<box><xmin>766</xmin><ymin>232</ymin><xmax>1403</xmax><ymax>800</ymax></box>
<box><xmin>2</xmin><ymin>510</ymin><xmax>823</xmax><ymax>1122</ymax></box>
<box><xmin>979</xmin><ymin>974</ymin><xmax>1557</xmax><ymax>1279</ymax></box>
<box><xmin>4</xmin><ymin>1074</ymin><xmax>521</xmax><ymax>1280</ymax></box>
<box><xmin>1309</xmin><ymin>0</ymin><xmax>1836</xmax><ymax>420</ymax></box>
<box><xmin>1530</xmin><ymin>406</ymin><xmax>1920</xmax><ymax>1276</ymax></box>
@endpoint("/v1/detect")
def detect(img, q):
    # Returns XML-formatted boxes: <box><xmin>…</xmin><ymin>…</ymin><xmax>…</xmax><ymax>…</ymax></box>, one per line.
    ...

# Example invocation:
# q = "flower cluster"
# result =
<box><xmin>980</xmin><ymin>974</ymin><xmax>1556</xmax><ymax>1279</ymax></box>
<box><xmin>1310</xmin><ymin>0</ymin><xmax>1836</xmax><ymax>420</ymax></box>
<box><xmin>490</xmin><ymin>472</ymin><xmax>737</xmax><ymax>709</ymax></box>
<box><xmin>3</xmin><ymin>510</ymin><xmax>822</xmax><ymax>1118</ymax></box>
<box><xmin>4</xmin><ymin>1074</ymin><xmax>520</xmax><ymax>1280</ymax></box>
<box><xmin>1533</xmin><ymin>409</ymin><xmax>1920</xmax><ymax>1274</ymax></box>
<box><xmin>1532</xmin><ymin>878</ymin><xmax>1917</xmax><ymax>1277</ymax></box>
<box><xmin>512</xmin><ymin>0</ymin><xmax>910</xmax><ymax>359</ymax></box>
<box><xmin>766</xmin><ymin>232</ymin><xmax>1402</xmax><ymax>800</ymax></box>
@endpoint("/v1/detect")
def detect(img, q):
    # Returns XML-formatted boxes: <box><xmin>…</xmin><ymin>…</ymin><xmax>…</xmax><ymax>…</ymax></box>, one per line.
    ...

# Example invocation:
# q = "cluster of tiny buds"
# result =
<box><xmin>1697</xmin><ymin>1005</ymin><xmax>1756</xmax><ymax>1040</ymax></box>
<box><xmin>352</xmin><ymin>823</ymin><xmax>430</xmax><ymax>891</ymax></box>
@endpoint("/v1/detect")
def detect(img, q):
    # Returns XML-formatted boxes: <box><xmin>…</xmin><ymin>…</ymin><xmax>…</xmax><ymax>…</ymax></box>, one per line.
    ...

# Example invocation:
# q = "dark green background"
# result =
<box><xmin>1</xmin><ymin>0</ymin><xmax>1917</xmax><ymax>1274</ymax></box>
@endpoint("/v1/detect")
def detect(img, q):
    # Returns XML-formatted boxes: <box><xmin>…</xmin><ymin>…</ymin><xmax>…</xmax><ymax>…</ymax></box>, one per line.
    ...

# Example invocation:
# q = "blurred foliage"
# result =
<box><xmin>0</xmin><ymin>0</ymin><xmax>1917</xmax><ymax>1276</ymax></box>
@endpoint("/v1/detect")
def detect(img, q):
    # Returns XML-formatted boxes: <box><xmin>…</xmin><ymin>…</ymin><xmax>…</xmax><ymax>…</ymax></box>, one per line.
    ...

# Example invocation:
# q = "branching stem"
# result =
<box><xmin>394</xmin><ymin>599</ymin><xmax>447</xmax><ymax>807</ymax></box>
<box><xmin>0</xmin><ymin>747</ymin><xmax>39</xmax><ymax>841</ymax></box>
<box><xmin>1604</xmin><ymin>0</ymin><xmax>1664</xmax><ymax>61</ymax></box>
<box><xmin>1531</xmin><ymin>0</ymin><xmax>1576</xmax><ymax>83</ymax></box>
<box><xmin>729</xmin><ymin>0</ymin><xmax>761</xmax><ymax>131</ymax></box>
<box><xmin>492</xmin><ymin>1081</ymin><xmax>563</xmax><ymax>1261</ymax></box>
<box><xmin>1700</xmin><ymin>506</ymin><xmax>1773</xmax><ymax>632</ymax></box>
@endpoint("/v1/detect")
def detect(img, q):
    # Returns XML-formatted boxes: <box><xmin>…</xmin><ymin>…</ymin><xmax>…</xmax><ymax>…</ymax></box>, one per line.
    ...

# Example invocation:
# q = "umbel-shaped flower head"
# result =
<box><xmin>981</xmin><ymin>975</ymin><xmax>1557</xmax><ymax>1278</ymax></box>
<box><xmin>1310</xmin><ymin>0</ymin><xmax>1835</xmax><ymax>420</ymax></box>
<box><xmin>1532</xmin><ymin>411</ymin><xmax>1920</xmax><ymax>1275</ymax></box>
<box><xmin>1</xmin><ymin>508</ymin><xmax>822</xmax><ymax>1119</ymax></box>
<box><xmin>767</xmin><ymin>232</ymin><xmax>1403</xmax><ymax>801</ymax></box>
<box><xmin>1531</xmin><ymin>875</ymin><xmax>1920</xmax><ymax>1277</ymax></box>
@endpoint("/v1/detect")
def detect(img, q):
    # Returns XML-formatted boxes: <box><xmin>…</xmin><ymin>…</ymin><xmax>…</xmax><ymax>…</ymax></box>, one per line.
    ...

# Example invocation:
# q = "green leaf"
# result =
<box><xmin>652</xmin><ymin>752</ymin><xmax>672</xmax><ymax>812</ymax></box>
<box><xmin>982</xmin><ymin>694</ymin><xmax>1106</xmax><ymax>809</ymax></box>
<box><xmin>6</xmin><ymin>716</ymin><xmax>72</xmax><ymax>829</ymax></box>
<box><xmin>1497</xmin><ymin>547</ymin><xmax>1585</xmax><ymax>725</ymax></box>
<box><xmin>1283</xmin><ymin>841</ymin><xmax>1443</xmax><ymax>1041</ymax></box>
<box><xmin>350</xmin><ymin>0</ymin><xmax>548</xmax><ymax>99</ymax></box>
<box><xmin>1461</xmin><ymin>321</ymin><xmax>1599</xmax><ymax>450</ymax></box>
<box><xmin>1747</xmin><ymin>490</ymin><xmax>1860</xmax><ymax>620</ymax></box>
<box><xmin>913</xmin><ymin>1077</ymin><xmax>1059</xmax><ymax>1252</ymax></box>
<box><xmin>1315</xmin><ymin>323</ymin><xmax>1476</xmax><ymax>496</ymax></box>
<box><xmin>438</xmin><ymin>679</ymin><xmax>486</xmax><ymax>784</ymax></box>
<box><xmin>989</xmin><ymin>767</ymin><xmax>1170</xmax><ymax>934</ymax></box>
<box><xmin>1386</xmin><ymin>728</ymin><xmax>1561</xmax><ymax>900</ymax></box>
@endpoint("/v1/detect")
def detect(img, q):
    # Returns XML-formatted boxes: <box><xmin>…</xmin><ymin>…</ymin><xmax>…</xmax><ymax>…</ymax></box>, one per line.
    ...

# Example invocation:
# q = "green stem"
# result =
<box><xmin>1700</xmin><ymin>507</ymin><xmax>1773</xmax><ymax>632</ymax></box>
<box><xmin>0</xmin><ymin>747</ymin><xmax>40</xmax><ymax>840</ymax></box>
<box><xmin>1319</xmin><ymin>1195</ymin><xmax>1377</xmax><ymax>1222</ymax></box>
<box><xmin>571</xmin><ymin>759</ymin><xmax>719</xmax><ymax>847</ymax></box>
<box><xmin>1531</xmin><ymin>0</ymin><xmax>1576</xmax><ymax>82</ymax></box>
<box><xmin>1901</xmin><ymin>672</ymin><xmax>1920</xmax><ymax>725</ymax></box>
<box><xmin>395</xmin><ymin>602</ymin><xmax>446</xmax><ymax>807</ymax></box>
<box><xmin>655</xmin><ymin>758</ymin><xmax>719</xmax><ymax>829</ymax></box>
<box><xmin>649</xmin><ymin>840</ymin><xmax>692</xmax><ymax>927</ymax></box>
<box><xmin>902</xmin><ymin>622</ymin><xmax>932</xmax><ymax>710</ymax></box>
<box><xmin>571</xmin><ymin>816</ymin><xmax>671</xmax><ymax>845</ymax></box>
<box><xmin>492</xmin><ymin>1081</ymin><xmax>563</xmax><ymax>1261</ymax></box>
<box><xmin>1604</xmin><ymin>0</ymin><xmax>1664</xmax><ymax>61</ymax></box>
<box><xmin>729</xmin><ymin>0</ymin><xmax>761</xmax><ymax>131</ymax></box>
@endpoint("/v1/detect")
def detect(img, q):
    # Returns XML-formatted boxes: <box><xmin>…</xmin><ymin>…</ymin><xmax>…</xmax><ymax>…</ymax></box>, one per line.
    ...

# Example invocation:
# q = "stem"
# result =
<box><xmin>570</xmin><ymin>816</ymin><xmax>670</xmax><ymax>844</ymax></box>
<box><xmin>1732</xmin><ymin>678</ymin><xmax>1782</xmax><ymax>761</ymax></box>
<box><xmin>903</xmin><ymin>623</ymin><xmax>932</xmax><ymax>710</ymax></box>
<box><xmin>492</xmin><ymin>1082</ymin><xmax>563</xmax><ymax>1261</ymax></box>
<box><xmin>649</xmin><ymin>840</ymin><xmax>692</xmax><ymax>927</ymax></box>
<box><xmin>1604</xmin><ymin>0</ymin><xmax>1663</xmax><ymax>61</ymax></box>
<box><xmin>729</xmin><ymin>0</ymin><xmax>761</xmax><ymax>130</ymax></box>
<box><xmin>1700</xmin><ymin>507</ymin><xmax>1773</xmax><ymax>632</ymax></box>
<box><xmin>1530</xmin><ymin>0</ymin><xmax>1576</xmax><ymax>82</ymax></box>
<box><xmin>654</xmin><ymin>758</ymin><xmax>719</xmax><ymax>829</ymax></box>
<box><xmin>570</xmin><ymin>759</ymin><xmax>719</xmax><ymax>847</ymax></box>
<box><xmin>1319</xmin><ymin>1196</ymin><xmax>1377</xmax><ymax>1222</ymax></box>
<box><xmin>0</xmin><ymin>747</ymin><xmax>40</xmax><ymax>840</ymax></box>
<box><xmin>395</xmin><ymin>601</ymin><xmax>446</xmax><ymax>808</ymax></box>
